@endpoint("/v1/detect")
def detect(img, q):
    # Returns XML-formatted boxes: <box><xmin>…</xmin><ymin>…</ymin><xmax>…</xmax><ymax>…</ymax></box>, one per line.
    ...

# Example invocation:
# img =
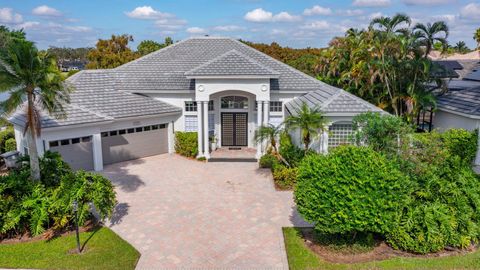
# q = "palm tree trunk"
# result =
<box><xmin>26</xmin><ymin>92</ymin><xmax>41</xmax><ymax>181</ymax></box>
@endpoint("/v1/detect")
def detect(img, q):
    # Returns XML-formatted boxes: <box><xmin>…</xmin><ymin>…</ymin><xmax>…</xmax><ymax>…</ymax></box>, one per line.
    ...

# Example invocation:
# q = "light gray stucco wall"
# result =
<box><xmin>433</xmin><ymin>110</ymin><xmax>479</xmax><ymax>132</ymax></box>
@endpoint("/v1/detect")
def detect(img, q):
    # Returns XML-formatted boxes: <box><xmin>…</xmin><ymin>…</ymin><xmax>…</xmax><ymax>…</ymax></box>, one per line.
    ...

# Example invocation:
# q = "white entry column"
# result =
<box><xmin>256</xmin><ymin>100</ymin><xmax>263</xmax><ymax>159</ymax></box>
<box><xmin>202</xmin><ymin>101</ymin><xmax>210</xmax><ymax>159</ymax></box>
<box><xmin>197</xmin><ymin>102</ymin><xmax>204</xmax><ymax>158</ymax></box>
<box><xmin>92</xmin><ymin>133</ymin><xmax>103</xmax><ymax>171</ymax></box>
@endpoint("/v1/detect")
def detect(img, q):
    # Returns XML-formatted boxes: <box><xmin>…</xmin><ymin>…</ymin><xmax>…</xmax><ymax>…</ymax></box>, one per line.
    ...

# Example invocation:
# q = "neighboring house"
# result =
<box><xmin>9</xmin><ymin>37</ymin><xmax>381</xmax><ymax>171</ymax></box>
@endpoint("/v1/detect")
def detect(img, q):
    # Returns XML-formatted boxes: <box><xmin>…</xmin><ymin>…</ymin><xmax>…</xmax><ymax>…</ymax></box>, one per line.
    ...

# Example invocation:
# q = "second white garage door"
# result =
<box><xmin>101</xmin><ymin>123</ymin><xmax>169</xmax><ymax>165</ymax></box>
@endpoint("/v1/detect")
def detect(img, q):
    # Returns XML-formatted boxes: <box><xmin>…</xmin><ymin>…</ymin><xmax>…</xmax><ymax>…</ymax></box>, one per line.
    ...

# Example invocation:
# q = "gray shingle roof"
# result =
<box><xmin>185</xmin><ymin>50</ymin><xmax>279</xmax><ymax>77</ymax></box>
<box><xmin>436</xmin><ymin>86</ymin><xmax>480</xmax><ymax>117</ymax></box>
<box><xmin>9</xmin><ymin>70</ymin><xmax>182</xmax><ymax>129</ymax></box>
<box><xmin>286</xmin><ymin>88</ymin><xmax>383</xmax><ymax>116</ymax></box>
<box><xmin>113</xmin><ymin>37</ymin><xmax>326</xmax><ymax>92</ymax></box>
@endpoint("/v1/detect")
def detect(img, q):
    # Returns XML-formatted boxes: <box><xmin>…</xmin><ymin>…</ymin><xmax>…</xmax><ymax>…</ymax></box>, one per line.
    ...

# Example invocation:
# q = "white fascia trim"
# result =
<box><xmin>129</xmin><ymin>90</ymin><xmax>195</xmax><ymax>94</ymax></box>
<box><xmin>113</xmin><ymin>112</ymin><xmax>181</xmax><ymax>122</ymax></box>
<box><xmin>186</xmin><ymin>75</ymin><xmax>279</xmax><ymax>79</ymax></box>
<box><xmin>437</xmin><ymin>107</ymin><xmax>480</xmax><ymax>120</ymax></box>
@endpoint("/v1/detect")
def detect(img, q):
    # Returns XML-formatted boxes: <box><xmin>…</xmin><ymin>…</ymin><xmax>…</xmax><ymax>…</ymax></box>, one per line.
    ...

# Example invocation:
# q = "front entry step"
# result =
<box><xmin>208</xmin><ymin>157</ymin><xmax>258</xmax><ymax>163</ymax></box>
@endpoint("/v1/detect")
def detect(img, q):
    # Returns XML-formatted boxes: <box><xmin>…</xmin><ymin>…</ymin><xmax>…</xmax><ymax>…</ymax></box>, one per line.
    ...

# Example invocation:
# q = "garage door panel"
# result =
<box><xmin>50</xmin><ymin>141</ymin><xmax>94</xmax><ymax>171</ymax></box>
<box><xmin>102</xmin><ymin>127</ymin><xmax>168</xmax><ymax>165</ymax></box>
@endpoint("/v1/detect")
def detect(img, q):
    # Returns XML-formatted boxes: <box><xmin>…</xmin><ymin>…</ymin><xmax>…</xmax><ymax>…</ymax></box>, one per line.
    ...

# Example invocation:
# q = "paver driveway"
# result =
<box><xmin>103</xmin><ymin>154</ymin><xmax>309</xmax><ymax>269</ymax></box>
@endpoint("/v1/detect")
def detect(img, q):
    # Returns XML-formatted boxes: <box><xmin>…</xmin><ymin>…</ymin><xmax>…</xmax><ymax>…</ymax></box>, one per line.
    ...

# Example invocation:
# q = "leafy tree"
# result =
<box><xmin>413</xmin><ymin>21</ymin><xmax>449</xmax><ymax>57</ymax></box>
<box><xmin>0</xmin><ymin>26</ymin><xmax>25</xmax><ymax>53</ymax></box>
<box><xmin>474</xmin><ymin>28</ymin><xmax>480</xmax><ymax>51</ymax></box>
<box><xmin>164</xmin><ymin>37</ymin><xmax>173</xmax><ymax>46</ymax></box>
<box><xmin>295</xmin><ymin>145</ymin><xmax>409</xmax><ymax>237</ymax></box>
<box><xmin>0</xmin><ymin>40</ymin><xmax>72</xmax><ymax>180</ymax></box>
<box><xmin>284</xmin><ymin>103</ymin><xmax>327</xmax><ymax>151</ymax></box>
<box><xmin>86</xmin><ymin>34</ymin><xmax>139</xmax><ymax>69</ymax></box>
<box><xmin>254</xmin><ymin>124</ymin><xmax>283</xmax><ymax>154</ymax></box>
<box><xmin>137</xmin><ymin>40</ymin><xmax>163</xmax><ymax>56</ymax></box>
<box><xmin>453</xmin><ymin>41</ymin><xmax>470</xmax><ymax>54</ymax></box>
<box><xmin>370</xmin><ymin>13</ymin><xmax>411</xmax><ymax>34</ymax></box>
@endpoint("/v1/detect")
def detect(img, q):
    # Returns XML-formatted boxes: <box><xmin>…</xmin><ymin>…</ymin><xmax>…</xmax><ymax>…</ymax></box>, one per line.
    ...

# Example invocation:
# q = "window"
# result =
<box><xmin>136</xmin><ymin>127</ymin><xmax>143</xmax><ymax>132</ymax></box>
<box><xmin>152</xmin><ymin>125</ymin><xmax>159</xmax><ymax>130</ymax></box>
<box><xmin>119</xmin><ymin>129</ymin><xmax>126</xmax><ymax>135</ymax></box>
<box><xmin>101</xmin><ymin>132</ymin><xmax>108</xmax><ymax>137</ymax></box>
<box><xmin>208</xmin><ymin>114</ymin><xmax>215</xmax><ymax>137</ymax></box>
<box><xmin>185</xmin><ymin>101</ymin><xmax>197</xmax><ymax>112</ymax></box>
<box><xmin>208</xmin><ymin>100</ymin><xmax>214</xmax><ymax>111</ymax></box>
<box><xmin>60</xmin><ymin>139</ymin><xmax>70</xmax><ymax>146</ymax></box>
<box><xmin>159</xmin><ymin>124</ymin><xmax>166</xmax><ymax>129</ymax></box>
<box><xmin>49</xmin><ymin>141</ymin><xmax>59</xmax><ymax>147</ymax></box>
<box><xmin>127</xmin><ymin>128</ymin><xmax>135</xmax><ymax>133</ymax></box>
<box><xmin>82</xmin><ymin>136</ymin><xmax>91</xmax><ymax>142</ymax></box>
<box><xmin>71</xmin><ymin>138</ymin><xmax>80</xmax><ymax>144</ymax></box>
<box><xmin>109</xmin><ymin>130</ymin><xmax>118</xmax><ymax>136</ymax></box>
<box><xmin>185</xmin><ymin>115</ymin><xmax>198</xmax><ymax>132</ymax></box>
<box><xmin>270</xmin><ymin>101</ymin><xmax>283</xmax><ymax>112</ymax></box>
<box><xmin>221</xmin><ymin>96</ymin><xmax>248</xmax><ymax>109</ymax></box>
<box><xmin>328</xmin><ymin>123</ymin><xmax>354</xmax><ymax>148</ymax></box>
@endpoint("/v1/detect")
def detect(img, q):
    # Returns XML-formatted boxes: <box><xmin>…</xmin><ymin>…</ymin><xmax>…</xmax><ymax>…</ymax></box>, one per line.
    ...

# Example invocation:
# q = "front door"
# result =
<box><xmin>221</xmin><ymin>112</ymin><xmax>248</xmax><ymax>146</ymax></box>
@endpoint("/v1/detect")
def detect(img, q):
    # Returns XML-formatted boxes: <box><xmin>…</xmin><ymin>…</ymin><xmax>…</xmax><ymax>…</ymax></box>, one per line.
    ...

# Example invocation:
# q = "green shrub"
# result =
<box><xmin>279</xmin><ymin>132</ymin><xmax>307</xmax><ymax>167</ymax></box>
<box><xmin>273</xmin><ymin>165</ymin><xmax>298</xmax><ymax>190</ymax></box>
<box><xmin>0</xmin><ymin>151</ymin><xmax>116</xmax><ymax>239</ymax></box>
<box><xmin>387</xmin><ymin>133</ymin><xmax>480</xmax><ymax>254</ymax></box>
<box><xmin>259</xmin><ymin>154</ymin><xmax>278</xmax><ymax>168</ymax></box>
<box><xmin>0</xmin><ymin>127</ymin><xmax>14</xmax><ymax>153</ymax></box>
<box><xmin>295</xmin><ymin>145</ymin><xmax>409</xmax><ymax>236</ymax></box>
<box><xmin>4</xmin><ymin>138</ymin><xmax>16</xmax><ymax>152</ymax></box>
<box><xmin>175</xmin><ymin>132</ymin><xmax>198</xmax><ymax>158</ymax></box>
<box><xmin>441</xmin><ymin>128</ymin><xmax>477</xmax><ymax>164</ymax></box>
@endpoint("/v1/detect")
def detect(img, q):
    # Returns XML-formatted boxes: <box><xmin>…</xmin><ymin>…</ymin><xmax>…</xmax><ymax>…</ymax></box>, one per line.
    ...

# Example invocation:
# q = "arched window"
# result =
<box><xmin>221</xmin><ymin>96</ymin><xmax>248</xmax><ymax>109</ymax></box>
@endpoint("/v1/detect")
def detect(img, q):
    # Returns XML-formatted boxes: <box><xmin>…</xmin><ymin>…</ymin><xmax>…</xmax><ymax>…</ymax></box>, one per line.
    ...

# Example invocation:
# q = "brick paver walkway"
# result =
<box><xmin>103</xmin><ymin>154</ymin><xmax>309</xmax><ymax>269</ymax></box>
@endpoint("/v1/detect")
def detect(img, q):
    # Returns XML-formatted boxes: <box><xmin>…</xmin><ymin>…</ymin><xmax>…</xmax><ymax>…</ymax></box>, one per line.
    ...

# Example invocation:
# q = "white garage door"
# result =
<box><xmin>49</xmin><ymin>136</ymin><xmax>94</xmax><ymax>171</ymax></box>
<box><xmin>101</xmin><ymin>123</ymin><xmax>169</xmax><ymax>165</ymax></box>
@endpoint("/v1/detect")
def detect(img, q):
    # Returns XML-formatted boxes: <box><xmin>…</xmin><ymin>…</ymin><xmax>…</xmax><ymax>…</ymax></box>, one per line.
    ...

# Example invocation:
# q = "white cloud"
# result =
<box><xmin>339</xmin><ymin>9</ymin><xmax>365</xmax><ymax>16</ymax></box>
<box><xmin>16</xmin><ymin>21</ymin><xmax>40</xmax><ymax>29</ymax></box>
<box><xmin>125</xmin><ymin>6</ymin><xmax>173</xmax><ymax>20</ymax></box>
<box><xmin>32</xmin><ymin>5</ymin><xmax>62</xmax><ymax>17</ymax></box>
<box><xmin>368</xmin><ymin>12</ymin><xmax>384</xmax><ymax>20</ymax></box>
<box><xmin>186</xmin><ymin>27</ymin><xmax>206</xmax><ymax>34</ymax></box>
<box><xmin>213</xmin><ymin>25</ymin><xmax>245</xmax><ymax>32</ymax></box>
<box><xmin>244</xmin><ymin>8</ymin><xmax>301</xmax><ymax>22</ymax></box>
<box><xmin>0</xmin><ymin>8</ymin><xmax>23</xmax><ymax>24</ymax></box>
<box><xmin>460</xmin><ymin>3</ymin><xmax>480</xmax><ymax>20</ymax></box>
<box><xmin>301</xmin><ymin>20</ymin><xmax>330</xmax><ymax>30</ymax></box>
<box><xmin>352</xmin><ymin>0</ymin><xmax>391</xmax><ymax>7</ymax></box>
<box><xmin>303</xmin><ymin>5</ymin><xmax>332</xmax><ymax>16</ymax></box>
<box><xmin>403</xmin><ymin>0</ymin><xmax>455</xmax><ymax>5</ymax></box>
<box><xmin>154</xmin><ymin>18</ymin><xmax>187</xmax><ymax>30</ymax></box>
<box><xmin>273</xmin><ymin>12</ymin><xmax>301</xmax><ymax>22</ymax></box>
<box><xmin>244</xmin><ymin>8</ymin><xmax>273</xmax><ymax>22</ymax></box>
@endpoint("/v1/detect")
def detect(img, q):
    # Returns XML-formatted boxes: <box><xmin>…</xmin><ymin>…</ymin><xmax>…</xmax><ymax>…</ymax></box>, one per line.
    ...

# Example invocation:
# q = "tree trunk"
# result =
<box><xmin>26</xmin><ymin>92</ymin><xmax>41</xmax><ymax>181</ymax></box>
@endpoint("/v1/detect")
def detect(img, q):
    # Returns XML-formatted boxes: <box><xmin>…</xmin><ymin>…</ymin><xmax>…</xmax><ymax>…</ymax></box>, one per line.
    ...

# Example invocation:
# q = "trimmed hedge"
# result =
<box><xmin>259</xmin><ymin>154</ymin><xmax>278</xmax><ymax>168</ymax></box>
<box><xmin>4</xmin><ymin>138</ymin><xmax>16</xmax><ymax>152</ymax></box>
<box><xmin>295</xmin><ymin>145</ymin><xmax>408</xmax><ymax>236</ymax></box>
<box><xmin>174</xmin><ymin>132</ymin><xmax>198</xmax><ymax>158</ymax></box>
<box><xmin>441</xmin><ymin>128</ymin><xmax>477</xmax><ymax>164</ymax></box>
<box><xmin>273</xmin><ymin>165</ymin><xmax>298</xmax><ymax>190</ymax></box>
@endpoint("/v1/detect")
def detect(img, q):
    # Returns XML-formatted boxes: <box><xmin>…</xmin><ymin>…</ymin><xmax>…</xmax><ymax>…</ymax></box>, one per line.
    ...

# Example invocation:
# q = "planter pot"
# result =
<box><xmin>210</xmin><ymin>142</ymin><xmax>217</xmax><ymax>151</ymax></box>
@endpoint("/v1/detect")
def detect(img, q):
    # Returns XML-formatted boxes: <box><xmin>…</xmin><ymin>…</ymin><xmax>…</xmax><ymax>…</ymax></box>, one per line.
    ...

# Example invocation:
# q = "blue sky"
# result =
<box><xmin>0</xmin><ymin>0</ymin><xmax>479</xmax><ymax>49</ymax></box>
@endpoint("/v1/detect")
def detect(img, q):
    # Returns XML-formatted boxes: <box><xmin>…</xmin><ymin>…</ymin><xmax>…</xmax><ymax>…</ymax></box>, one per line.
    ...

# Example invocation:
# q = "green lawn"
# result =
<box><xmin>283</xmin><ymin>227</ymin><xmax>480</xmax><ymax>270</ymax></box>
<box><xmin>0</xmin><ymin>227</ymin><xmax>140</xmax><ymax>270</ymax></box>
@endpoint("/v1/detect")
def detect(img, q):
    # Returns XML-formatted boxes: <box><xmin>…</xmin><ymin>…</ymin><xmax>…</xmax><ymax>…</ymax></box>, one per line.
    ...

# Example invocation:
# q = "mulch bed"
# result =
<box><xmin>0</xmin><ymin>220</ymin><xmax>98</xmax><ymax>245</ymax></box>
<box><xmin>299</xmin><ymin>227</ymin><xmax>477</xmax><ymax>264</ymax></box>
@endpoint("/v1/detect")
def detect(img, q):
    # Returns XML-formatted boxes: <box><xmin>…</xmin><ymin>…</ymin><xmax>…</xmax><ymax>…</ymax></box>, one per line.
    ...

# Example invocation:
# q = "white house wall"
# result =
<box><xmin>146</xmin><ymin>92</ymin><xmax>195</xmax><ymax>133</ymax></box>
<box><xmin>433</xmin><ymin>110</ymin><xmax>479</xmax><ymax>132</ymax></box>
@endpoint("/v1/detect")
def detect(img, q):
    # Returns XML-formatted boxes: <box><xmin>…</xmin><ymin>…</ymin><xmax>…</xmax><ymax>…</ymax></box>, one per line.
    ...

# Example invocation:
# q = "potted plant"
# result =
<box><xmin>209</xmin><ymin>135</ymin><xmax>218</xmax><ymax>151</ymax></box>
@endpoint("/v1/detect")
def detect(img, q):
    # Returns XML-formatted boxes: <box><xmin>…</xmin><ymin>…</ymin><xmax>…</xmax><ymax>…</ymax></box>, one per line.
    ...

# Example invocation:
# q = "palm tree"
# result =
<box><xmin>454</xmin><ymin>41</ymin><xmax>469</xmax><ymax>54</ymax></box>
<box><xmin>370</xmin><ymin>13</ymin><xmax>411</xmax><ymax>34</ymax></box>
<box><xmin>474</xmin><ymin>28</ymin><xmax>480</xmax><ymax>57</ymax></box>
<box><xmin>413</xmin><ymin>21</ymin><xmax>449</xmax><ymax>58</ymax></box>
<box><xmin>0</xmin><ymin>40</ymin><xmax>71</xmax><ymax>180</ymax></box>
<box><xmin>254</xmin><ymin>124</ymin><xmax>283</xmax><ymax>154</ymax></box>
<box><xmin>284</xmin><ymin>103</ymin><xmax>328</xmax><ymax>151</ymax></box>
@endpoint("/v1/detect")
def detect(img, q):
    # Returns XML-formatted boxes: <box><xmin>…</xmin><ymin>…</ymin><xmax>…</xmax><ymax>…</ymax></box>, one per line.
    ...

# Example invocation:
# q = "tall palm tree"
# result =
<box><xmin>254</xmin><ymin>123</ymin><xmax>283</xmax><ymax>154</ymax></box>
<box><xmin>284</xmin><ymin>103</ymin><xmax>328</xmax><ymax>151</ymax></box>
<box><xmin>370</xmin><ymin>13</ymin><xmax>411</xmax><ymax>35</ymax></box>
<box><xmin>454</xmin><ymin>41</ymin><xmax>469</xmax><ymax>54</ymax></box>
<box><xmin>413</xmin><ymin>21</ymin><xmax>449</xmax><ymax>58</ymax></box>
<box><xmin>0</xmin><ymin>40</ymin><xmax>71</xmax><ymax>180</ymax></box>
